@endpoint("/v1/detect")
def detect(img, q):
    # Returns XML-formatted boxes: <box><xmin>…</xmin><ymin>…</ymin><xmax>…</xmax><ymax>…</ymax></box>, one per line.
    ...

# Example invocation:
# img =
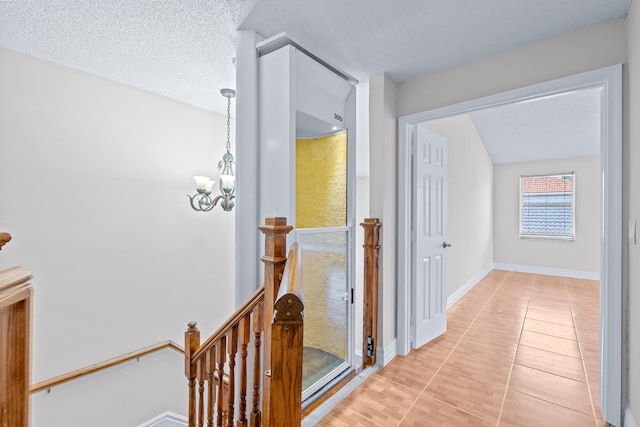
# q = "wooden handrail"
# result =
<box><xmin>30</xmin><ymin>340</ymin><xmax>184</xmax><ymax>394</ymax></box>
<box><xmin>191</xmin><ymin>285</ymin><xmax>265</xmax><ymax>362</ymax></box>
<box><xmin>275</xmin><ymin>243</ymin><xmax>302</xmax><ymax>307</ymax></box>
<box><xmin>0</xmin><ymin>232</ymin><xmax>11</xmax><ymax>251</ymax></box>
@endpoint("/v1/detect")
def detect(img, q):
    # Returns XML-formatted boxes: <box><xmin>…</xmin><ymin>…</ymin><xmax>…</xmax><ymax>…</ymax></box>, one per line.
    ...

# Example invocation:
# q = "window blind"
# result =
<box><xmin>519</xmin><ymin>173</ymin><xmax>575</xmax><ymax>239</ymax></box>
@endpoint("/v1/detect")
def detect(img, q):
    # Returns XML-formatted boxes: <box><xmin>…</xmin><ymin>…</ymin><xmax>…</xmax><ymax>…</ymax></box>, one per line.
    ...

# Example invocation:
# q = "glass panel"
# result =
<box><xmin>298</xmin><ymin>230</ymin><xmax>349</xmax><ymax>391</ymax></box>
<box><xmin>296</xmin><ymin>131</ymin><xmax>347</xmax><ymax>228</ymax></box>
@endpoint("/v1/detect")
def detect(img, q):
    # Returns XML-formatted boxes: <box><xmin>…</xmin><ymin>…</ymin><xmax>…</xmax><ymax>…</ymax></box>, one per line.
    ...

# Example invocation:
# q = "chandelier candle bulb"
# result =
<box><xmin>194</xmin><ymin>176</ymin><xmax>213</xmax><ymax>192</ymax></box>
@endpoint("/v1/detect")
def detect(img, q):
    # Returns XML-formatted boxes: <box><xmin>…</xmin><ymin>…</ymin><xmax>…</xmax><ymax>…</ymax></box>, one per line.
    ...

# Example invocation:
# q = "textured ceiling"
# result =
<box><xmin>0</xmin><ymin>0</ymin><xmax>630</xmax><ymax>164</ymax></box>
<box><xmin>0</xmin><ymin>0</ymin><xmax>631</xmax><ymax>115</ymax></box>
<box><xmin>0</xmin><ymin>0</ymin><xmax>259</xmax><ymax>114</ymax></box>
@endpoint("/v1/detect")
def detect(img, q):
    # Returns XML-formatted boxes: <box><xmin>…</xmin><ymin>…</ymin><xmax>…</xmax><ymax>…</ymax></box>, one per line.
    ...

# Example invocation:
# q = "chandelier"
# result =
<box><xmin>188</xmin><ymin>89</ymin><xmax>236</xmax><ymax>212</ymax></box>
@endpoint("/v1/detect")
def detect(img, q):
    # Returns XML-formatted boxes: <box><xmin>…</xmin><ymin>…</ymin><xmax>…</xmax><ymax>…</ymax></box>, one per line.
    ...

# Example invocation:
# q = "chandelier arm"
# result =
<box><xmin>188</xmin><ymin>194</ymin><xmax>217</xmax><ymax>212</ymax></box>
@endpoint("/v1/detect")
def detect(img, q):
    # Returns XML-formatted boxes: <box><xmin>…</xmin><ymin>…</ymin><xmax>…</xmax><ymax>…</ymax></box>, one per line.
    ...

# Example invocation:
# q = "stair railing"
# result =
<box><xmin>185</xmin><ymin>217</ymin><xmax>304</xmax><ymax>427</ymax></box>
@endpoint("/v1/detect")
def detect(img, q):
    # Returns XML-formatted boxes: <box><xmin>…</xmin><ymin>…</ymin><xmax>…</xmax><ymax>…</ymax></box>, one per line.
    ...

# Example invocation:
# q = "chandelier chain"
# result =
<box><xmin>226</xmin><ymin>96</ymin><xmax>231</xmax><ymax>154</ymax></box>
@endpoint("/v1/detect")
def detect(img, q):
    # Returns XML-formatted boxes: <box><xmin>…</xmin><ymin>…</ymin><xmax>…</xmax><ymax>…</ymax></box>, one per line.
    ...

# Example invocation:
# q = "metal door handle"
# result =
<box><xmin>341</xmin><ymin>292</ymin><xmax>350</xmax><ymax>302</ymax></box>
<box><xmin>442</xmin><ymin>242</ymin><xmax>452</xmax><ymax>249</ymax></box>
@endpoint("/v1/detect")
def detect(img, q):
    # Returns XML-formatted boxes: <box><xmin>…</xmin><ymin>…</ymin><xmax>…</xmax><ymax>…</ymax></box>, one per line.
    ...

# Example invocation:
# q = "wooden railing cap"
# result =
<box><xmin>0</xmin><ymin>232</ymin><xmax>12</xmax><ymax>251</ymax></box>
<box><xmin>258</xmin><ymin>217</ymin><xmax>294</xmax><ymax>233</ymax></box>
<box><xmin>274</xmin><ymin>293</ymin><xmax>304</xmax><ymax>321</ymax></box>
<box><xmin>360</xmin><ymin>218</ymin><xmax>382</xmax><ymax>227</ymax></box>
<box><xmin>0</xmin><ymin>266</ymin><xmax>33</xmax><ymax>293</ymax></box>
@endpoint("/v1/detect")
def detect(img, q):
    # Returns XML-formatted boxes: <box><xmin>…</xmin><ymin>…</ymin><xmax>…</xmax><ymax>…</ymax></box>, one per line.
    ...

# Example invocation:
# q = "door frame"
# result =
<box><xmin>396</xmin><ymin>65</ymin><xmax>622</xmax><ymax>425</ymax></box>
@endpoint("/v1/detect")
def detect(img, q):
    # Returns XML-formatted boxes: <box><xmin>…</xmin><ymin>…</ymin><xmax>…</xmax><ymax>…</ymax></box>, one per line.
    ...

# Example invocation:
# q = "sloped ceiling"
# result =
<box><xmin>469</xmin><ymin>87</ymin><xmax>602</xmax><ymax>164</ymax></box>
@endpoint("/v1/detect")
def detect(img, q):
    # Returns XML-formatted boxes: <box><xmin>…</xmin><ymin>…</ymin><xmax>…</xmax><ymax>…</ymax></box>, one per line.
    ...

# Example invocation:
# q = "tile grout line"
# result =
<box><xmin>395</xmin><ymin>271</ymin><xmax>513</xmax><ymax>426</ymax></box>
<box><xmin>495</xmin><ymin>273</ymin><xmax>537</xmax><ymax>426</ymax></box>
<box><xmin>564</xmin><ymin>276</ymin><xmax>601</xmax><ymax>427</ymax></box>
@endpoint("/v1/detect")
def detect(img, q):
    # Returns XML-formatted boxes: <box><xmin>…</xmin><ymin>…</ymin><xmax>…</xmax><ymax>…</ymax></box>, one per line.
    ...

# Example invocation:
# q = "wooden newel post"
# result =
<box><xmin>361</xmin><ymin>218</ymin><xmax>381</xmax><ymax>368</ymax></box>
<box><xmin>185</xmin><ymin>321</ymin><xmax>200</xmax><ymax>427</ymax></box>
<box><xmin>259</xmin><ymin>217</ymin><xmax>293</xmax><ymax>425</ymax></box>
<box><xmin>268</xmin><ymin>292</ymin><xmax>304</xmax><ymax>426</ymax></box>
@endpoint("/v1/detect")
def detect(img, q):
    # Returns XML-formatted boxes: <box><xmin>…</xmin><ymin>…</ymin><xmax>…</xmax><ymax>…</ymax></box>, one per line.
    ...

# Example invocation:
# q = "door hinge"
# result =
<box><xmin>367</xmin><ymin>336</ymin><xmax>375</xmax><ymax>357</ymax></box>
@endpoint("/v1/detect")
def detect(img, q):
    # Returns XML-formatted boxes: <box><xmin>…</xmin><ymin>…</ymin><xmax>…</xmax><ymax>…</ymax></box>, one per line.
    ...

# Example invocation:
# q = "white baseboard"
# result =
<box><xmin>493</xmin><ymin>263</ymin><xmax>599</xmax><ymax>280</ymax></box>
<box><xmin>376</xmin><ymin>338</ymin><xmax>397</xmax><ymax>367</ymax></box>
<box><xmin>137</xmin><ymin>411</ymin><xmax>188</xmax><ymax>427</ymax></box>
<box><xmin>625</xmin><ymin>406</ymin><xmax>638</xmax><ymax>427</ymax></box>
<box><xmin>447</xmin><ymin>264</ymin><xmax>493</xmax><ymax>309</ymax></box>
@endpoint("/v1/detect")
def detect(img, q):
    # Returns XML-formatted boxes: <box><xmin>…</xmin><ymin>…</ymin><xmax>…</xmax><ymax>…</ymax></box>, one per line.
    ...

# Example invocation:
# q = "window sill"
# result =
<box><xmin>519</xmin><ymin>235</ymin><xmax>575</xmax><ymax>241</ymax></box>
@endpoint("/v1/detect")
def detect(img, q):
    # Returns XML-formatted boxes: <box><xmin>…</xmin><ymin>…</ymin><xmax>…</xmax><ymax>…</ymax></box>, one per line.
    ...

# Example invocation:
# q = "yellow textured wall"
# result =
<box><xmin>296</xmin><ymin>131</ymin><xmax>347</xmax><ymax>228</ymax></box>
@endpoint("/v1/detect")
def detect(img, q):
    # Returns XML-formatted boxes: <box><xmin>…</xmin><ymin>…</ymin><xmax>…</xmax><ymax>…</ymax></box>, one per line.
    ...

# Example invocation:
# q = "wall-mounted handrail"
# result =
<box><xmin>30</xmin><ymin>340</ymin><xmax>184</xmax><ymax>394</ymax></box>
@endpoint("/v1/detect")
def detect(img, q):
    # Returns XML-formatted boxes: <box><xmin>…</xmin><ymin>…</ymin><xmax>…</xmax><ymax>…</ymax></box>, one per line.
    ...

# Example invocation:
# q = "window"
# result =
<box><xmin>519</xmin><ymin>173</ymin><xmax>575</xmax><ymax>240</ymax></box>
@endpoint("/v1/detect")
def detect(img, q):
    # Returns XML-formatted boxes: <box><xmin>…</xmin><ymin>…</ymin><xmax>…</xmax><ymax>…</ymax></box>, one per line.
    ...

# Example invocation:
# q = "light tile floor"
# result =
<box><xmin>315</xmin><ymin>270</ymin><xmax>604</xmax><ymax>426</ymax></box>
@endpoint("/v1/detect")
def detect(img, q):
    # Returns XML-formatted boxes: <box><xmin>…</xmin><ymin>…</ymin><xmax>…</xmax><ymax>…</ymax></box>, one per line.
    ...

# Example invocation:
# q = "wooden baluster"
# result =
<box><xmin>206</xmin><ymin>348</ymin><xmax>215</xmax><ymax>427</ymax></box>
<box><xmin>361</xmin><ymin>218</ymin><xmax>381</xmax><ymax>368</ymax></box>
<box><xmin>259</xmin><ymin>217</ymin><xmax>292</xmax><ymax>425</ymax></box>
<box><xmin>185</xmin><ymin>322</ymin><xmax>201</xmax><ymax>427</ymax></box>
<box><xmin>216</xmin><ymin>337</ymin><xmax>227</xmax><ymax>427</ymax></box>
<box><xmin>227</xmin><ymin>326</ymin><xmax>238</xmax><ymax>427</ymax></box>
<box><xmin>197</xmin><ymin>359</ymin><xmax>206</xmax><ymax>427</ymax></box>
<box><xmin>250</xmin><ymin>301</ymin><xmax>264</xmax><ymax>427</ymax></box>
<box><xmin>237</xmin><ymin>315</ymin><xmax>250</xmax><ymax>427</ymax></box>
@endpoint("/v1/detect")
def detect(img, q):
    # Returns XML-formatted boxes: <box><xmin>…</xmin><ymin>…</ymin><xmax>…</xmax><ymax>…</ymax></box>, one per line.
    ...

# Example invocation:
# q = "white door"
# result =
<box><xmin>413</xmin><ymin>126</ymin><xmax>448</xmax><ymax>348</ymax></box>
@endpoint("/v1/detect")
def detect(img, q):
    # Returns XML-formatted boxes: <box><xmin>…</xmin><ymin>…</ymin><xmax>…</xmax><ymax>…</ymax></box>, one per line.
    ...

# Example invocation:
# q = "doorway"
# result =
<box><xmin>397</xmin><ymin>65</ymin><xmax>622</xmax><ymax>426</ymax></box>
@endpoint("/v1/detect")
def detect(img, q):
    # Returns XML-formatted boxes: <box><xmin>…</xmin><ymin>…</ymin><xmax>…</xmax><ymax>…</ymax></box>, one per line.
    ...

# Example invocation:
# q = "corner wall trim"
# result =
<box><xmin>492</xmin><ymin>263</ymin><xmax>599</xmax><ymax>281</ymax></box>
<box><xmin>625</xmin><ymin>406</ymin><xmax>638</xmax><ymax>427</ymax></box>
<box><xmin>447</xmin><ymin>264</ymin><xmax>494</xmax><ymax>309</ymax></box>
<box><xmin>137</xmin><ymin>411</ymin><xmax>188</xmax><ymax>427</ymax></box>
<box><xmin>377</xmin><ymin>338</ymin><xmax>397</xmax><ymax>367</ymax></box>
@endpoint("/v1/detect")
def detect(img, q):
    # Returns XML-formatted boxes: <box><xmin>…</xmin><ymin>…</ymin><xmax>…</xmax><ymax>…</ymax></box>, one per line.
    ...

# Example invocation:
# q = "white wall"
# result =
<box><xmin>31</xmin><ymin>349</ymin><xmax>186</xmax><ymax>427</ymax></box>
<box><xmin>368</xmin><ymin>74</ymin><xmax>397</xmax><ymax>359</ymax></box>
<box><xmin>420</xmin><ymin>115</ymin><xmax>494</xmax><ymax>298</ymax></box>
<box><xmin>494</xmin><ymin>156</ymin><xmax>600</xmax><ymax>275</ymax></box>
<box><xmin>354</xmin><ymin>82</ymin><xmax>371</xmax><ymax>356</ymax></box>
<box><xmin>0</xmin><ymin>48</ymin><xmax>235</xmax><ymax>424</ymax></box>
<box><xmin>627</xmin><ymin>0</ymin><xmax>640</xmax><ymax>422</ymax></box>
<box><xmin>397</xmin><ymin>19</ymin><xmax>627</xmax><ymax>117</ymax></box>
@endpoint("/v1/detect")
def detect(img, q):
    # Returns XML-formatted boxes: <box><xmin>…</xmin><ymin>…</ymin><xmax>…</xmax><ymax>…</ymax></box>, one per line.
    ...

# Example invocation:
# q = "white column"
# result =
<box><xmin>235</xmin><ymin>30</ymin><xmax>259</xmax><ymax>308</ymax></box>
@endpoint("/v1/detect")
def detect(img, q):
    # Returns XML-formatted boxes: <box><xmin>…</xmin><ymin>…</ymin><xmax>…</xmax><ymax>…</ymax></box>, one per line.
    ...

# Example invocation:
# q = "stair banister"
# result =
<box><xmin>185</xmin><ymin>217</ymin><xmax>303</xmax><ymax>427</ymax></box>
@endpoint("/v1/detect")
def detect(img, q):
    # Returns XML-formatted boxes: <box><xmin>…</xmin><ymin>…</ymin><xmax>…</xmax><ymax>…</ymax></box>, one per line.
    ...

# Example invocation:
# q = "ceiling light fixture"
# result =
<box><xmin>188</xmin><ymin>89</ymin><xmax>236</xmax><ymax>212</ymax></box>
